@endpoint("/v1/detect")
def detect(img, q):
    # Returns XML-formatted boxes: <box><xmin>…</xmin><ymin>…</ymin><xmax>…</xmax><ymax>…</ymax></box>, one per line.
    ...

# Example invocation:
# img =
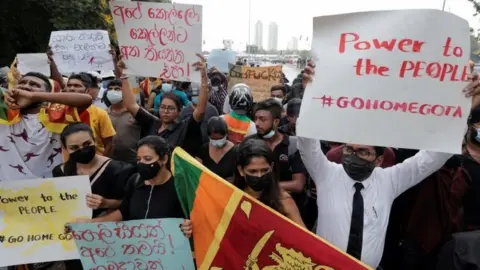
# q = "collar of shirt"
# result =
<box><xmin>343</xmin><ymin>169</ymin><xmax>377</xmax><ymax>191</ymax></box>
<box><xmin>162</xmin><ymin>117</ymin><xmax>183</xmax><ymax>132</ymax></box>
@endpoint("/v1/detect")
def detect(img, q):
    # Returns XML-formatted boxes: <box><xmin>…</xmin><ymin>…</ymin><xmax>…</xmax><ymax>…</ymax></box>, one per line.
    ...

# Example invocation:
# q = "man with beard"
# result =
<box><xmin>297</xmin><ymin>64</ymin><xmax>480</xmax><ymax>269</ymax></box>
<box><xmin>245</xmin><ymin>98</ymin><xmax>306</xmax><ymax>200</ymax></box>
<box><xmin>0</xmin><ymin>72</ymin><xmax>92</xmax><ymax>181</ymax></box>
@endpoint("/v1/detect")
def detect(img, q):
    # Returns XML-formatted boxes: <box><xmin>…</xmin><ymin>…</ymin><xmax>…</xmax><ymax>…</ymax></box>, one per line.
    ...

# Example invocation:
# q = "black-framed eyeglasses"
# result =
<box><xmin>342</xmin><ymin>146</ymin><xmax>374</xmax><ymax>159</ymax></box>
<box><xmin>159</xmin><ymin>105</ymin><xmax>177</xmax><ymax>112</ymax></box>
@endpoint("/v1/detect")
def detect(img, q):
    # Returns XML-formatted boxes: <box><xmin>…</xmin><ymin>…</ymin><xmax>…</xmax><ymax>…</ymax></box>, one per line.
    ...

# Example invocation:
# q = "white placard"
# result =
<box><xmin>49</xmin><ymin>30</ymin><xmax>114</xmax><ymax>73</ymax></box>
<box><xmin>16</xmin><ymin>53</ymin><xmax>50</xmax><ymax>77</ymax></box>
<box><xmin>298</xmin><ymin>10</ymin><xmax>471</xmax><ymax>154</ymax></box>
<box><xmin>110</xmin><ymin>1</ymin><xmax>203</xmax><ymax>82</ymax></box>
<box><xmin>0</xmin><ymin>176</ymin><xmax>92</xmax><ymax>267</ymax></box>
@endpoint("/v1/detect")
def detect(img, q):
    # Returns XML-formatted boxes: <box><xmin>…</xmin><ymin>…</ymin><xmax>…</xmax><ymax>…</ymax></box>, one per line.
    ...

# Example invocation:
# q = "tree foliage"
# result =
<box><xmin>0</xmin><ymin>0</ymin><xmax>170</xmax><ymax>66</ymax></box>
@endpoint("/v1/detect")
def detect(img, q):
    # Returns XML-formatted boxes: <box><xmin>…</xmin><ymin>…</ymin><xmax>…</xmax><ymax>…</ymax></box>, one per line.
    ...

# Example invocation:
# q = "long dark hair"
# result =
<box><xmin>233</xmin><ymin>139</ymin><xmax>285</xmax><ymax>215</ymax></box>
<box><xmin>60</xmin><ymin>122</ymin><xmax>95</xmax><ymax>176</ymax></box>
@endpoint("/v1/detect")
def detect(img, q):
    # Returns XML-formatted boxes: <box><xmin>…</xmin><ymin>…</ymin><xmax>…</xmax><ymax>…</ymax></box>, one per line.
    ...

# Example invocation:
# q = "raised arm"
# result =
<box><xmin>120</xmin><ymin>77</ymin><xmax>141</xmax><ymax>116</ymax></box>
<box><xmin>382</xmin><ymin>150</ymin><xmax>452</xmax><ymax>198</ymax></box>
<box><xmin>298</xmin><ymin>137</ymin><xmax>337</xmax><ymax>185</ymax></box>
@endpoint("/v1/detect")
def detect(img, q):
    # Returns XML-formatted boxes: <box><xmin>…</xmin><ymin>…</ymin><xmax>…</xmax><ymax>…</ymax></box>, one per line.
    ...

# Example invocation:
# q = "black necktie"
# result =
<box><xmin>347</xmin><ymin>182</ymin><xmax>364</xmax><ymax>260</ymax></box>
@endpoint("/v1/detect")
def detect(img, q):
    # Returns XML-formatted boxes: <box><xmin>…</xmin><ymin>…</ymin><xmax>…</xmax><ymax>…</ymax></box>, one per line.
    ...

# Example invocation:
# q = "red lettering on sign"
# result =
<box><xmin>326</xmin><ymin>96</ymin><xmax>463</xmax><ymax>118</ymax></box>
<box><xmin>339</xmin><ymin>33</ymin><xmax>425</xmax><ymax>53</ymax></box>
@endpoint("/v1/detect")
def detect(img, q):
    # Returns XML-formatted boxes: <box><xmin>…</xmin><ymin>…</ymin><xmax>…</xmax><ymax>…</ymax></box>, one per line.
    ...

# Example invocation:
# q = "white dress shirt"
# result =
<box><xmin>298</xmin><ymin>137</ymin><xmax>452</xmax><ymax>268</ymax></box>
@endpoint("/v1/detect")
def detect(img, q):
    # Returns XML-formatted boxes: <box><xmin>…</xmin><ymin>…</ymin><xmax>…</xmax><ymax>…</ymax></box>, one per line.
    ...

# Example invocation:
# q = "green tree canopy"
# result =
<box><xmin>0</xmin><ymin>0</ymin><xmax>170</xmax><ymax>66</ymax></box>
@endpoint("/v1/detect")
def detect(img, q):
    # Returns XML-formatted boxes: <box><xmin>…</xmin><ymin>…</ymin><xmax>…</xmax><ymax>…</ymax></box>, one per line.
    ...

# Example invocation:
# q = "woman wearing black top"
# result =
<box><xmin>53</xmin><ymin>122</ymin><xmax>134</xmax><ymax>217</ymax></box>
<box><xmin>50</xmin><ymin>123</ymin><xmax>134</xmax><ymax>270</ymax></box>
<box><xmin>196</xmin><ymin>116</ymin><xmax>237</xmax><ymax>181</ymax></box>
<box><xmin>71</xmin><ymin>136</ymin><xmax>192</xmax><ymax>237</ymax></box>
<box><xmin>234</xmin><ymin>139</ymin><xmax>305</xmax><ymax>227</ymax></box>
<box><xmin>119</xmin><ymin>54</ymin><xmax>208</xmax><ymax>156</ymax></box>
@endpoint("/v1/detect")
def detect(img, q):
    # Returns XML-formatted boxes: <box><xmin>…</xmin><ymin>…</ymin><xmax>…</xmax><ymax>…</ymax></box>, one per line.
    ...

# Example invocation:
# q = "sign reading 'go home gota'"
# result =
<box><xmin>0</xmin><ymin>176</ymin><xmax>92</xmax><ymax>267</ymax></box>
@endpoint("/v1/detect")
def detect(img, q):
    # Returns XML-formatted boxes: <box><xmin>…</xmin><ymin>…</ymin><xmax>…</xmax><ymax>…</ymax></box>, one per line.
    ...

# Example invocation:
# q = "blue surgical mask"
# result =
<box><xmin>162</xmin><ymin>83</ymin><xmax>172</xmax><ymax>92</ymax></box>
<box><xmin>476</xmin><ymin>128</ymin><xmax>480</xmax><ymax>143</ymax></box>
<box><xmin>106</xmin><ymin>91</ymin><xmax>123</xmax><ymax>104</ymax></box>
<box><xmin>210</xmin><ymin>137</ymin><xmax>227</xmax><ymax>148</ymax></box>
<box><xmin>191</xmin><ymin>96</ymin><xmax>199</xmax><ymax>105</ymax></box>
<box><xmin>262</xmin><ymin>129</ymin><xmax>275</xmax><ymax>139</ymax></box>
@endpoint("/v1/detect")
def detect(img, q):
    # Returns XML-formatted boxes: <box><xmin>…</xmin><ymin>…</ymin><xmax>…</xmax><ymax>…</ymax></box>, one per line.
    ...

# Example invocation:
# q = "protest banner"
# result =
<box><xmin>70</xmin><ymin>218</ymin><xmax>195</xmax><ymax>270</ymax></box>
<box><xmin>49</xmin><ymin>30</ymin><xmax>114</xmax><ymax>73</ymax></box>
<box><xmin>228</xmin><ymin>64</ymin><xmax>283</xmax><ymax>101</ymax></box>
<box><xmin>110</xmin><ymin>1</ymin><xmax>203</xmax><ymax>82</ymax></box>
<box><xmin>297</xmin><ymin>10</ymin><xmax>471</xmax><ymax>154</ymax></box>
<box><xmin>207</xmin><ymin>49</ymin><xmax>237</xmax><ymax>73</ymax></box>
<box><xmin>0</xmin><ymin>176</ymin><xmax>91</xmax><ymax>267</ymax></box>
<box><xmin>172</xmin><ymin>147</ymin><xmax>371</xmax><ymax>270</ymax></box>
<box><xmin>16</xmin><ymin>53</ymin><xmax>50</xmax><ymax>77</ymax></box>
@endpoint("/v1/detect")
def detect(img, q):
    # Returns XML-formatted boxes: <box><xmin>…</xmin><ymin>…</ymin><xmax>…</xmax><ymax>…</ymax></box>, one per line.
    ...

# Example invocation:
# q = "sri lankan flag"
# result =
<box><xmin>171</xmin><ymin>147</ymin><xmax>372</xmax><ymax>270</ymax></box>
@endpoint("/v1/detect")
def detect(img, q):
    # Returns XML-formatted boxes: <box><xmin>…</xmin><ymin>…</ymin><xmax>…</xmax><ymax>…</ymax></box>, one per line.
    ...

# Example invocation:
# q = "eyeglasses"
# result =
<box><xmin>159</xmin><ymin>105</ymin><xmax>177</xmax><ymax>112</ymax></box>
<box><xmin>343</xmin><ymin>146</ymin><xmax>374</xmax><ymax>159</ymax></box>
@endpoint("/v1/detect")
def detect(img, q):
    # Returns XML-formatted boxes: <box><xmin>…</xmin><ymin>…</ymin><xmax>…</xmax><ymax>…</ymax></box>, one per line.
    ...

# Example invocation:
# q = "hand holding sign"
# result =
<box><xmin>298</xmin><ymin>10</ymin><xmax>473</xmax><ymax>154</ymax></box>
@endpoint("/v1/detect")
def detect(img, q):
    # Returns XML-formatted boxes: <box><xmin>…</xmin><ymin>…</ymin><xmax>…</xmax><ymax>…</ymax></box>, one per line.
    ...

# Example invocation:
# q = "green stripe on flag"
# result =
<box><xmin>172</xmin><ymin>150</ymin><xmax>203</xmax><ymax>218</ymax></box>
<box><xmin>0</xmin><ymin>91</ymin><xmax>9</xmax><ymax>122</ymax></box>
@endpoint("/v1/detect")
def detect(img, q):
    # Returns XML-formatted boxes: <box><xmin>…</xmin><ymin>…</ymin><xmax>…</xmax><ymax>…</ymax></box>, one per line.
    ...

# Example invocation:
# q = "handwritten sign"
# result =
<box><xmin>49</xmin><ymin>30</ymin><xmax>114</xmax><ymax>73</ymax></box>
<box><xmin>70</xmin><ymin>219</ymin><xmax>195</xmax><ymax>270</ymax></box>
<box><xmin>298</xmin><ymin>10</ymin><xmax>471</xmax><ymax>154</ymax></box>
<box><xmin>228</xmin><ymin>64</ymin><xmax>283</xmax><ymax>101</ymax></box>
<box><xmin>0</xmin><ymin>176</ymin><xmax>92</xmax><ymax>267</ymax></box>
<box><xmin>207</xmin><ymin>49</ymin><xmax>237</xmax><ymax>73</ymax></box>
<box><xmin>16</xmin><ymin>53</ymin><xmax>50</xmax><ymax>77</ymax></box>
<box><xmin>110</xmin><ymin>1</ymin><xmax>203</xmax><ymax>82</ymax></box>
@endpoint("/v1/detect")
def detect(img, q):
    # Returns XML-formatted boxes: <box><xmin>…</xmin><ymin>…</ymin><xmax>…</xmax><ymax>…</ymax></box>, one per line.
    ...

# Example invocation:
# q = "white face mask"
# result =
<box><xmin>210</xmin><ymin>137</ymin><xmax>227</xmax><ymax>148</ymax></box>
<box><xmin>107</xmin><ymin>91</ymin><xmax>123</xmax><ymax>104</ymax></box>
<box><xmin>273</xmin><ymin>97</ymin><xmax>283</xmax><ymax>104</ymax></box>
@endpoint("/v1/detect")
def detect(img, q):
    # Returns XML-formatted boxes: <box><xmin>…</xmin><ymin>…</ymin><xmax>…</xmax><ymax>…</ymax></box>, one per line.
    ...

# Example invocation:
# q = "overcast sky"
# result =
<box><xmin>174</xmin><ymin>0</ymin><xmax>480</xmax><ymax>51</ymax></box>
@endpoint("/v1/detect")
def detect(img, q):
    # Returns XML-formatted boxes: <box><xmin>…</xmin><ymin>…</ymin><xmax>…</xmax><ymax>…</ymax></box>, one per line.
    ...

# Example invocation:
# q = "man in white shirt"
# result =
<box><xmin>297</xmin><ymin>64</ymin><xmax>480</xmax><ymax>268</ymax></box>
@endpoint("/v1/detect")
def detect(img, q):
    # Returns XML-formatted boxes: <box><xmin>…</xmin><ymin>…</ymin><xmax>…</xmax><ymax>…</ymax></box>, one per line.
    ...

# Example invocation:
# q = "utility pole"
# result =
<box><xmin>248</xmin><ymin>0</ymin><xmax>251</xmax><ymax>58</ymax></box>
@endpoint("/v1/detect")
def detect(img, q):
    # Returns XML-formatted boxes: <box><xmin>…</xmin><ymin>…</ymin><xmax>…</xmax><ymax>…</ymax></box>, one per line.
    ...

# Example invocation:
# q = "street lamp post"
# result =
<box><xmin>442</xmin><ymin>0</ymin><xmax>447</xmax><ymax>11</ymax></box>
<box><xmin>248</xmin><ymin>0</ymin><xmax>251</xmax><ymax>58</ymax></box>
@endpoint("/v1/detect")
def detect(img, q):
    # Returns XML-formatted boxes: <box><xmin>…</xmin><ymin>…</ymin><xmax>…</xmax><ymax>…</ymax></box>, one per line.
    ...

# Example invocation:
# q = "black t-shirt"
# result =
<box><xmin>461</xmin><ymin>157</ymin><xmax>480</xmax><ymax>229</ymax></box>
<box><xmin>197</xmin><ymin>143</ymin><xmax>238</xmax><ymax>179</ymax></box>
<box><xmin>119</xmin><ymin>174</ymin><xmax>185</xmax><ymax>221</ymax></box>
<box><xmin>52</xmin><ymin>160</ymin><xmax>134</xmax><ymax>217</ymax></box>
<box><xmin>135</xmin><ymin>107</ymin><xmax>202</xmax><ymax>156</ymax></box>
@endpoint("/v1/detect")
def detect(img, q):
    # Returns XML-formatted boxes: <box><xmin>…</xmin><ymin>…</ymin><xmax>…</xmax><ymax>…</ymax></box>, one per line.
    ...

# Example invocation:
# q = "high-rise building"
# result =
<box><xmin>287</xmin><ymin>36</ymin><xmax>298</xmax><ymax>50</ymax></box>
<box><xmin>254</xmin><ymin>21</ymin><xmax>263</xmax><ymax>48</ymax></box>
<box><xmin>268</xmin><ymin>22</ymin><xmax>278</xmax><ymax>51</ymax></box>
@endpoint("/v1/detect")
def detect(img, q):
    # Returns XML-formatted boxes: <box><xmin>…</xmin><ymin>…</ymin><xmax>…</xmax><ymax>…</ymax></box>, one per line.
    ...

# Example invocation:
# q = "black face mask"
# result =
<box><xmin>137</xmin><ymin>161</ymin><xmax>161</xmax><ymax>180</ymax></box>
<box><xmin>70</xmin><ymin>145</ymin><xmax>96</xmax><ymax>164</ymax></box>
<box><xmin>245</xmin><ymin>172</ymin><xmax>272</xmax><ymax>192</ymax></box>
<box><xmin>342</xmin><ymin>154</ymin><xmax>376</xmax><ymax>181</ymax></box>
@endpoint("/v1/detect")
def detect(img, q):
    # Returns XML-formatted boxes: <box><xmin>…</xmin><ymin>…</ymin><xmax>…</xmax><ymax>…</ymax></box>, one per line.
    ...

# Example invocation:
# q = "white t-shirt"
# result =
<box><xmin>0</xmin><ymin>114</ymin><xmax>63</xmax><ymax>181</ymax></box>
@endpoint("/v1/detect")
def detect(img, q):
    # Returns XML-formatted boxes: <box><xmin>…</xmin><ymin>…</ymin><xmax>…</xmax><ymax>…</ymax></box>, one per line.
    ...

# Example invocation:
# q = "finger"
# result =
<box><xmin>195</xmin><ymin>53</ymin><xmax>206</xmax><ymax>62</ymax></box>
<box><xmin>463</xmin><ymin>80</ymin><xmax>480</xmax><ymax>94</ymax></box>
